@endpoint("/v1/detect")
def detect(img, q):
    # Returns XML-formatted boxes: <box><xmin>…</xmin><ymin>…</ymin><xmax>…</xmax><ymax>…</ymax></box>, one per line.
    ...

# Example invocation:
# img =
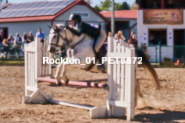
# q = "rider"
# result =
<box><xmin>66</xmin><ymin>13</ymin><xmax>106</xmax><ymax>71</ymax></box>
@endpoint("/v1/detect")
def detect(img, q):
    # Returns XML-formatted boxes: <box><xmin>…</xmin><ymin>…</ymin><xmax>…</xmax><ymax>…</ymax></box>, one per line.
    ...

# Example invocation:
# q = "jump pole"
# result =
<box><xmin>37</xmin><ymin>77</ymin><xmax>108</xmax><ymax>88</ymax></box>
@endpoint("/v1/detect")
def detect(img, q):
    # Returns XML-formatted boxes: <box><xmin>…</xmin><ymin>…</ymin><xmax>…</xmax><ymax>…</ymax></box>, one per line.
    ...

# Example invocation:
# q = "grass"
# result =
<box><xmin>0</xmin><ymin>60</ymin><xmax>24</xmax><ymax>66</ymax></box>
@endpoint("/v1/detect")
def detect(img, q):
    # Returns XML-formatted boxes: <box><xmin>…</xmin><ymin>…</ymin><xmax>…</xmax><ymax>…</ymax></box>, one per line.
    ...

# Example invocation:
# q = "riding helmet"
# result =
<box><xmin>69</xmin><ymin>14</ymin><xmax>82</xmax><ymax>23</ymax></box>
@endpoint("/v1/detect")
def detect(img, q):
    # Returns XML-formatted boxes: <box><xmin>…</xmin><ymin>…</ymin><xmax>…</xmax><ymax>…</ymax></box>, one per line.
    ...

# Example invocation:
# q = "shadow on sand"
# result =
<box><xmin>134</xmin><ymin>107</ymin><xmax>185</xmax><ymax>123</ymax></box>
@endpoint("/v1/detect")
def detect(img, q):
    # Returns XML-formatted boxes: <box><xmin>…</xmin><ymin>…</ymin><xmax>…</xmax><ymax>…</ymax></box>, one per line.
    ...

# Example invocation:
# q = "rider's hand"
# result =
<box><xmin>65</xmin><ymin>22</ymin><xmax>69</xmax><ymax>28</ymax></box>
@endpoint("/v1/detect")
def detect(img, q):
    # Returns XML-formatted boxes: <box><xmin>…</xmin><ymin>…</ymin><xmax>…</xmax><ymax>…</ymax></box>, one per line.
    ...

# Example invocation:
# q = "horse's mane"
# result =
<box><xmin>55</xmin><ymin>23</ymin><xmax>78</xmax><ymax>30</ymax></box>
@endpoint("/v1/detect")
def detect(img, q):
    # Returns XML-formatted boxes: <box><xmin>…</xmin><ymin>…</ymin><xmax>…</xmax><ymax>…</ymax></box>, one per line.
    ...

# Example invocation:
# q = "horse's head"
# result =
<box><xmin>47</xmin><ymin>23</ymin><xmax>74</xmax><ymax>53</ymax></box>
<box><xmin>47</xmin><ymin>24</ymin><xmax>64</xmax><ymax>53</ymax></box>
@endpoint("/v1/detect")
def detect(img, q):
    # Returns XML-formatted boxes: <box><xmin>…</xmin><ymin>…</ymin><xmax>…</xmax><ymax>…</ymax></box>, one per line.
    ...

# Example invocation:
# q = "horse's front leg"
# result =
<box><xmin>60</xmin><ymin>63</ymin><xmax>69</xmax><ymax>85</ymax></box>
<box><xmin>55</xmin><ymin>64</ymin><xmax>63</xmax><ymax>85</ymax></box>
<box><xmin>55</xmin><ymin>63</ymin><xmax>69</xmax><ymax>85</ymax></box>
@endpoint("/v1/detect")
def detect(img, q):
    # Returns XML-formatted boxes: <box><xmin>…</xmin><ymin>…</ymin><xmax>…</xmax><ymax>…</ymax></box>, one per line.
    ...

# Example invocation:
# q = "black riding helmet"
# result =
<box><xmin>69</xmin><ymin>14</ymin><xmax>82</xmax><ymax>23</ymax></box>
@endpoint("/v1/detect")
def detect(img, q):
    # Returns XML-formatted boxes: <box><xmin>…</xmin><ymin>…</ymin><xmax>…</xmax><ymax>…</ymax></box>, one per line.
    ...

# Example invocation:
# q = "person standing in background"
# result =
<box><xmin>2</xmin><ymin>39</ymin><xmax>9</xmax><ymax>59</ymax></box>
<box><xmin>0</xmin><ymin>33</ymin><xmax>2</xmax><ymax>45</ymax></box>
<box><xmin>128</xmin><ymin>34</ymin><xmax>138</xmax><ymax>48</ymax></box>
<box><xmin>108</xmin><ymin>32</ymin><xmax>113</xmax><ymax>37</ymax></box>
<box><xmin>15</xmin><ymin>33</ymin><xmax>22</xmax><ymax>44</ymax></box>
<box><xmin>151</xmin><ymin>1</ymin><xmax>159</xmax><ymax>8</ymax></box>
<box><xmin>11</xmin><ymin>39</ymin><xmax>21</xmax><ymax>58</ymax></box>
<box><xmin>7</xmin><ymin>34</ymin><xmax>14</xmax><ymax>45</ymax></box>
<box><xmin>35</xmin><ymin>28</ymin><xmax>45</xmax><ymax>43</ymax></box>
<box><xmin>114</xmin><ymin>31</ymin><xmax>125</xmax><ymax>42</ymax></box>
<box><xmin>28</xmin><ymin>31</ymin><xmax>34</xmax><ymax>43</ymax></box>
<box><xmin>166</xmin><ymin>0</ymin><xmax>175</xmax><ymax>8</ymax></box>
<box><xmin>22</xmin><ymin>32</ymin><xmax>28</xmax><ymax>43</ymax></box>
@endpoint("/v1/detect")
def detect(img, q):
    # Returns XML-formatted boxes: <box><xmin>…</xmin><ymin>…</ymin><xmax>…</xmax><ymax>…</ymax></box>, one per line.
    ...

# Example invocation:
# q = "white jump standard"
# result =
<box><xmin>22</xmin><ymin>37</ymin><xmax>136</xmax><ymax>120</ymax></box>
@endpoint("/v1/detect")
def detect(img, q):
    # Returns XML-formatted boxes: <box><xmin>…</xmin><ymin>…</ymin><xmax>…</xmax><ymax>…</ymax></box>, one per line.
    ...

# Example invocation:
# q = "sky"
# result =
<box><xmin>7</xmin><ymin>0</ymin><xmax>135</xmax><ymax>7</ymax></box>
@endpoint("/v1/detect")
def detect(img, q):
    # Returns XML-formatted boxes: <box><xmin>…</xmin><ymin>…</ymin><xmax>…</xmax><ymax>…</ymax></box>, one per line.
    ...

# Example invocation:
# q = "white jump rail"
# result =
<box><xmin>22</xmin><ymin>37</ymin><xmax>135</xmax><ymax>120</ymax></box>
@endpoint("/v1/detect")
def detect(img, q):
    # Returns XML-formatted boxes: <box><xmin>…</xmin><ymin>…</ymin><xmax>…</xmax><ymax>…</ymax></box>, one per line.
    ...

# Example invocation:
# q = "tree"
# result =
<box><xmin>131</xmin><ymin>2</ymin><xmax>138</xmax><ymax>10</ymax></box>
<box><xmin>99</xmin><ymin>0</ymin><xmax>130</xmax><ymax>11</ymax></box>
<box><xmin>120</xmin><ymin>2</ymin><xmax>130</xmax><ymax>10</ymax></box>
<box><xmin>115</xmin><ymin>3</ymin><xmax>122</xmax><ymax>10</ymax></box>
<box><xmin>94</xmin><ymin>5</ymin><xmax>101</xmax><ymax>12</ymax></box>
<box><xmin>99</xmin><ymin>0</ymin><xmax>111</xmax><ymax>11</ymax></box>
<box><xmin>85</xmin><ymin>0</ymin><xmax>93</xmax><ymax>6</ymax></box>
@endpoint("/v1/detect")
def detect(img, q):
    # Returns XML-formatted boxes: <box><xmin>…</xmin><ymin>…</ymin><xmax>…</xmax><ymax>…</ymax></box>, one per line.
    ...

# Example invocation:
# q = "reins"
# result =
<box><xmin>50</xmin><ymin>27</ymin><xmax>85</xmax><ymax>49</ymax></box>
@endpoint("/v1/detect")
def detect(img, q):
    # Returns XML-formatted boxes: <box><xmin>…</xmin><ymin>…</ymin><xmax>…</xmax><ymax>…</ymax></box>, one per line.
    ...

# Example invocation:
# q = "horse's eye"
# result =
<box><xmin>53</xmin><ymin>35</ymin><xmax>56</xmax><ymax>38</ymax></box>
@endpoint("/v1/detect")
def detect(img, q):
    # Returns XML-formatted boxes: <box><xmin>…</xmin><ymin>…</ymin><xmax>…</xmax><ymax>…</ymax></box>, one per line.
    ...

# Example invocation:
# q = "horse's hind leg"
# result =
<box><xmin>135</xmin><ymin>79</ymin><xmax>146</xmax><ymax>109</ymax></box>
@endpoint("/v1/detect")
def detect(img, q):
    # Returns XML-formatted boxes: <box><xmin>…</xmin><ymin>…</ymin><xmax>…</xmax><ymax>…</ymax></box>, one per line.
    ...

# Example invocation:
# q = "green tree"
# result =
<box><xmin>131</xmin><ymin>2</ymin><xmax>138</xmax><ymax>10</ymax></box>
<box><xmin>120</xmin><ymin>2</ymin><xmax>130</xmax><ymax>10</ymax></box>
<box><xmin>115</xmin><ymin>3</ymin><xmax>122</xmax><ymax>10</ymax></box>
<box><xmin>99</xmin><ymin>0</ymin><xmax>111</xmax><ymax>11</ymax></box>
<box><xmin>94</xmin><ymin>5</ymin><xmax>101</xmax><ymax>12</ymax></box>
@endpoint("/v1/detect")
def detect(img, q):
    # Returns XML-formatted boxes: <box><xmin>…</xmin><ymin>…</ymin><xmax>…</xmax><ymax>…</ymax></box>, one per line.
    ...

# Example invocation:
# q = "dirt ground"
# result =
<box><xmin>0</xmin><ymin>66</ymin><xmax>185</xmax><ymax>123</ymax></box>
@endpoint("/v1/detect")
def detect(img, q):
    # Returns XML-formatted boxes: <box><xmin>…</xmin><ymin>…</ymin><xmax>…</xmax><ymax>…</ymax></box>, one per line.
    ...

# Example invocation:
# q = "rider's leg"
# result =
<box><xmin>94</xmin><ymin>30</ymin><xmax>106</xmax><ymax>70</ymax></box>
<box><xmin>95</xmin><ymin>30</ymin><xmax>106</xmax><ymax>52</ymax></box>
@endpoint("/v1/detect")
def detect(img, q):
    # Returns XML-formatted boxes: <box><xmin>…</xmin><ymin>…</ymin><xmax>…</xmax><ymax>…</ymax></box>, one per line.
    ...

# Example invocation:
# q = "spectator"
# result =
<box><xmin>2</xmin><ymin>39</ymin><xmax>9</xmax><ymax>58</ymax></box>
<box><xmin>36</xmin><ymin>28</ymin><xmax>45</xmax><ymax>43</ymax></box>
<box><xmin>0</xmin><ymin>35</ymin><xmax>3</xmax><ymax>53</ymax></box>
<box><xmin>10</xmin><ymin>40</ymin><xmax>21</xmax><ymax>58</ymax></box>
<box><xmin>141</xmin><ymin>43</ymin><xmax>147</xmax><ymax>54</ymax></box>
<box><xmin>15</xmin><ymin>33</ymin><xmax>22</xmax><ymax>44</ymax></box>
<box><xmin>28</xmin><ymin>31</ymin><xmax>34</xmax><ymax>43</ymax></box>
<box><xmin>166</xmin><ymin>0</ymin><xmax>175</xmax><ymax>8</ymax></box>
<box><xmin>128</xmin><ymin>34</ymin><xmax>138</xmax><ymax>48</ymax></box>
<box><xmin>22</xmin><ymin>32</ymin><xmax>28</xmax><ymax>43</ymax></box>
<box><xmin>7</xmin><ymin>34</ymin><xmax>14</xmax><ymax>45</ymax></box>
<box><xmin>114</xmin><ymin>31</ymin><xmax>125</xmax><ymax>41</ymax></box>
<box><xmin>151</xmin><ymin>2</ymin><xmax>159</xmax><ymax>8</ymax></box>
<box><xmin>108</xmin><ymin>32</ymin><xmax>113</xmax><ymax>37</ymax></box>
<box><xmin>0</xmin><ymin>34</ymin><xmax>2</xmax><ymax>45</ymax></box>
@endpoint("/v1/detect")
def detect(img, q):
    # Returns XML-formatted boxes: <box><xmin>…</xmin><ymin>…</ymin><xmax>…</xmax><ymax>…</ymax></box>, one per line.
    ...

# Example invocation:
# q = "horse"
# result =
<box><xmin>47</xmin><ymin>24</ymin><xmax>161</xmax><ymax>108</ymax></box>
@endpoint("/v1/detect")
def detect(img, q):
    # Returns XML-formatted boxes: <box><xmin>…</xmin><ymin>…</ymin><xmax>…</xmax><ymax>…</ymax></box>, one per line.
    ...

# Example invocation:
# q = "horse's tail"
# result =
<box><xmin>136</xmin><ymin>49</ymin><xmax>161</xmax><ymax>89</ymax></box>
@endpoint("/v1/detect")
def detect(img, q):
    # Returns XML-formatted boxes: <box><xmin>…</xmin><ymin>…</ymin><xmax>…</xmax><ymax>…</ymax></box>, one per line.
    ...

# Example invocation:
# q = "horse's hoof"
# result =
<box><xmin>65</xmin><ymin>78</ymin><xmax>69</xmax><ymax>86</ymax></box>
<box><xmin>55</xmin><ymin>80</ymin><xmax>61</xmax><ymax>86</ymax></box>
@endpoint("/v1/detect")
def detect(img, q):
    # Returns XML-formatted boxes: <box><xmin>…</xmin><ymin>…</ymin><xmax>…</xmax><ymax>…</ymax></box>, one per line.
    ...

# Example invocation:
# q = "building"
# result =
<box><xmin>0</xmin><ymin>0</ymin><xmax>107</xmax><ymax>40</ymax></box>
<box><xmin>136</xmin><ymin>0</ymin><xmax>185</xmax><ymax>62</ymax></box>
<box><xmin>101</xmin><ymin>10</ymin><xmax>137</xmax><ymax>41</ymax></box>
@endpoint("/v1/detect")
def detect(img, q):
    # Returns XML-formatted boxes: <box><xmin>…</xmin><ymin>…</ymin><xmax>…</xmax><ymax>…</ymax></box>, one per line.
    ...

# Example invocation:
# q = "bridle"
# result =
<box><xmin>49</xmin><ymin>27</ymin><xmax>74</xmax><ymax>47</ymax></box>
<box><xmin>50</xmin><ymin>26</ymin><xmax>86</xmax><ymax>49</ymax></box>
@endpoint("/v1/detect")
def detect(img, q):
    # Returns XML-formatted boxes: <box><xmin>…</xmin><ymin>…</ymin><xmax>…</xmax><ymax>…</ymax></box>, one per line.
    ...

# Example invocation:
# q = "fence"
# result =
<box><xmin>1</xmin><ymin>40</ymin><xmax>185</xmax><ymax>67</ymax></box>
<box><xmin>0</xmin><ymin>41</ymin><xmax>61</xmax><ymax>65</ymax></box>
<box><xmin>141</xmin><ymin>43</ymin><xmax>185</xmax><ymax>66</ymax></box>
<box><xmin>23</xmin><ymin>37</ymin><xmax>136</xmax><ymax>120</ymax></box>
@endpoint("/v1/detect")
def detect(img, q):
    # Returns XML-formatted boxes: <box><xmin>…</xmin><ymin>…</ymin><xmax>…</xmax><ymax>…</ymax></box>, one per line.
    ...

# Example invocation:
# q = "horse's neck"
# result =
<box><xmin>64</xmin><ymin>29</ymin><xmax>90</xmax><ymax>46</ymax></box>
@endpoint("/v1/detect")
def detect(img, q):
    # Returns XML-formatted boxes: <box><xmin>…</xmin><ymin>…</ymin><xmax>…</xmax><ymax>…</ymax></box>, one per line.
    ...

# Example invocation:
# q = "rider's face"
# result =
<box><xmin>71</xmin><ymin>20</ymin><xmax>76</xmax><ymax>27</ymax></box>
